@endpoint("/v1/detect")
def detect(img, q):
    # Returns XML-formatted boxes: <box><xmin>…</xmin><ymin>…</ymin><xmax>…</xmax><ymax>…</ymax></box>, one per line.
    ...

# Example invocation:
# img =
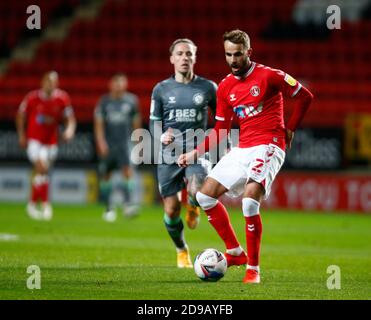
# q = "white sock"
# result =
<box><xmin>226</xmin><ymin>246</ymin><xmax>243</xmax><ymax>256</ymax></box>
<box><xmin>247</xmin><ymin>264</ymin><xmax>260</xmax><ymax>272</ymax></box>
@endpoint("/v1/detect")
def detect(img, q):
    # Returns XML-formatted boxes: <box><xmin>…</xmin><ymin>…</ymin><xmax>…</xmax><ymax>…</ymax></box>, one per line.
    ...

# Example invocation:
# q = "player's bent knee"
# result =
<box><xmin>187</xmin><ymin>175</ymin><xmax>203</xmax><ymax>197</ymax></box>
<box><xmin>196</xmin><ymin>192</ymin><xmax>218</xmax><ymax>210</ymax></box>
<box><xmin>165</xmin><ymin>209</ymin><xmax>181</xmax><ymax>220</ymax></box>
<box><xmin>242</xmin><ymin>197</ymin><xmax>260</xmax><ymax>217</ymax></box>
<box><xmin>164</xmin><ymin>201</ymin><xmax>181</xmax><ymax>218</ymax></box>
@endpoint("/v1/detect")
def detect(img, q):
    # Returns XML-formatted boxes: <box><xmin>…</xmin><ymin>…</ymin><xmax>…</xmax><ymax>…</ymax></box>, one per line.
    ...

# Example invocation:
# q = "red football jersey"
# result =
<box><xmin>215</xmin><ymin>62</ymin><xmax>302</xmax><ymax>150</ymax></box>
<box><xmin>18</xmin><ymin>89</ymin><xmax>73</xmax><ymax>145</ymax></box>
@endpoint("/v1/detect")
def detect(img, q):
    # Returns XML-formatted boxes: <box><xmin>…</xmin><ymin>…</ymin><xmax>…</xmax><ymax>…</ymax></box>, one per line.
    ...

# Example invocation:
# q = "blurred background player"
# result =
<box><xmin>178</xmin><ymin>30</ymin><xmax>313</xmax><ymax>282</ymax></box>
<box><xmin>150</xmin><ymin>39</ymin><xmax>217</xmax><ymax>268</ymax></box>
<box><xmin>15</xmin><ymin>71</ymin><xmax>76</xmax><ymax>221</ymax></box>
<box><xmin>94</xmin><ymin>73</ymin><xmax>142</xmax><ymax>222</ymax></box>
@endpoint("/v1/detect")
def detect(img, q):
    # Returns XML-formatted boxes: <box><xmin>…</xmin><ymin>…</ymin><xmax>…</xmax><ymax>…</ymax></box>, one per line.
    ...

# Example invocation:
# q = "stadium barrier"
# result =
<box><xmin>222</xmin><ymin>172</ymin><xmax>371</xmax><ymax>213</ymax></box>
<box><xmin>0</xmin><ymin>167</ymin><xmax>156</xmax><ymax>205</ymax></box>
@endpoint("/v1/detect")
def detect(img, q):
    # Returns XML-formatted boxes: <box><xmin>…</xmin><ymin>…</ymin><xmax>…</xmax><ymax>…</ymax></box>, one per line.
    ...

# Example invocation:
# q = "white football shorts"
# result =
<box><xmin>27</xmin><ymin>139</ymin><xmax>58</xmax><ymax>165</ymax></box>
<box><xmin>208</xmin><ymin>144</ymin><xmax>285</xmax><ymax>199</ymax></box>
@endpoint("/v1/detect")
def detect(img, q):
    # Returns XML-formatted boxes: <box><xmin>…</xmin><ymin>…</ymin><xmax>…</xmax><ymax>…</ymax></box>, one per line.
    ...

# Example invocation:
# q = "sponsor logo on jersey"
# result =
<box><xmin>107</xmin><ymin>111</ymin><xmax>127</xmax><ymax>123</ymax></box>
<box><xmin>168</xmin><ymin>108</ymin><xmax>198</xmax><ymax>122</ymax></box>
<box><xmin>250</xmin><ymin>85</ymin><xmax>260</xmax><ymax>97</ymax></box>
<box><xmin>284</xmin><ymin>74</ymin><xmax>297</xmax><ymax>86</ymax></box>
<box><xmin>230</xmin><ymin>94</ymin><xmax>237</xmax><ymax>101</ymax></box>
<box><xmin>192</xmin><ymin>93</ymin><xmax>205</xmax><ymax>106</ymax></box>
<box><xmin>234</xmin><ymin>106</ymin><xmax>246</xmax><ymax>119</ymax></box>
<box><xmin>233</xmin><ymin>103</ymin><xmax>263</xmax><ymax>119</ymax></box>
<box><xmin>168</xmin><ymin>96</ymin><xmax>176</xmax><ymax>104</ymax></box>
<box><xmin>36</xmin><ymin>113</ymin><xmax>55</xmax><ymax>124</ymax></box>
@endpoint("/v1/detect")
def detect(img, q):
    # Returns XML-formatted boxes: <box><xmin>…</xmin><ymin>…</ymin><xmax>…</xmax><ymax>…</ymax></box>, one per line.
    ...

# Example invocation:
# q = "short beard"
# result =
<box><xmin>231</xmin><ymin>59</ymin><xmax>250</xmax><ymax>77</ymax></box>
<box><xmin>232</xmin><ymin>68</ymin><xmax>247</xmax><ymax>77</ymax></box>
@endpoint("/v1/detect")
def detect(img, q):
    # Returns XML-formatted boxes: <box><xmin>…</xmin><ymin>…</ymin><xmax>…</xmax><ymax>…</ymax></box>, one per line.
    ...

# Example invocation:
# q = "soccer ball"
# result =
<box><xmin>194</xmin><ymin>248</ymin><xmax>227</xmax><ymax>282</ymax></box>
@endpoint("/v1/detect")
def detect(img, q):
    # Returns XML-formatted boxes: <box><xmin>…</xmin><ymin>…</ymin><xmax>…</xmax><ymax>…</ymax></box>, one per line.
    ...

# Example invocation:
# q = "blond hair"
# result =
<box><xmin>169</xmin><ymin>38</ymin><xmax>197</xmax><ymax>55</ymax></box>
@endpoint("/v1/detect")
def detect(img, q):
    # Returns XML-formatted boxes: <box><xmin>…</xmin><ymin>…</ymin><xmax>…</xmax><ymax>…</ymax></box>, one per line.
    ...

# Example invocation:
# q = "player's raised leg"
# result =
<box><xmin>242</xmin><ymin>180</ymin><xmax>265</xmax><ymax>284</ymax></box>
<box><xmin>196</xmin><ymin>177</ymin><xmax>247</xmax><ymax>267</ymax></box>
<box><xmin>163</xmin><ymin>195</ymin><xmax>192</xmax><ymax>268</ymax></box>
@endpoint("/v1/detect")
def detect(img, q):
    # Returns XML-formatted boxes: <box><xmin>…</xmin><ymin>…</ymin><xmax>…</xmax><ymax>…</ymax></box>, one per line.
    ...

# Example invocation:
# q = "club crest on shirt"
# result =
<box><xmin>233</xmin><ymin>103</ymin><xmax>263</xmax><ymax>119</ymax></box>
<box><xmin>230</xmin><ymin>94</ymin><xmax>237</xmax><ymax>101</ymax></box>
<box><xmin>192</xmin><ymin>93</ymin><xmax>204</xmax><ymax>106</ymax></box>
<box><xmin>284</xmin><ymin>74</ymin><xmax>297</xmax><ymax>86</ymax></box>
<box><xmin>250</xmin><ymin>85</ymin><xmax>260</xmax><ymax>97</ymax></box>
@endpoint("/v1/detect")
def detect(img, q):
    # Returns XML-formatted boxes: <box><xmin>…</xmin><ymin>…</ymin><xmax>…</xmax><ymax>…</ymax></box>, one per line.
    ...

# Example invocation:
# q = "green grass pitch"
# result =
<box><xmin>0</xmin><ymin>203</ymin><xmax>370</xmax><ymax>300</ymax></box>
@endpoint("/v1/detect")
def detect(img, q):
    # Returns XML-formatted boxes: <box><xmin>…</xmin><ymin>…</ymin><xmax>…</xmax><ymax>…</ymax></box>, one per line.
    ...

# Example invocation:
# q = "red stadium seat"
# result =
<box><xmin>0</xmin><ymin>0</ymin><xmax>370</xmax><ymax>124</ymax></box>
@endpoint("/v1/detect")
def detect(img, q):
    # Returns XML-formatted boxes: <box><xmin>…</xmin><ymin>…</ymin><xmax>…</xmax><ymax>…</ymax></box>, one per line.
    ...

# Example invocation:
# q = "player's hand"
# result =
<box><xmin>160</xmin><ymin>128</ymin><xmax>175</xmax><ymax>145</ymax></box>
<box><xmin>62</xmin><ymin>128</ymin><xmax>74</xmax><ymax>143</ymax></box>
<box><xmin>177</xmin><ymin>149</ymin><xmax>198</xmax><ymax>168</ymax></box>
<box><xmin>285</xmin><ymin>128</ymin><xmax>294</xmax><ymax>150</ymax></box>
<box><xmin>18</xmin><ymin>134</ymin><xmax>27</xmax><ymax>149</ymax></box>
<box><xmin>97</xmin><ymin>140</ymin><xmax>109</xmax><ymax>158</ymax></box>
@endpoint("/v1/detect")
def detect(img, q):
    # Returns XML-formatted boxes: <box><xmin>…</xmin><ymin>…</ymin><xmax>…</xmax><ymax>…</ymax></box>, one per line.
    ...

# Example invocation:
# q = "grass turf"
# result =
<box><xmin>0</xmin><ymin>203</ymin><xmax>370</xmax><ymax>300</ymax></box>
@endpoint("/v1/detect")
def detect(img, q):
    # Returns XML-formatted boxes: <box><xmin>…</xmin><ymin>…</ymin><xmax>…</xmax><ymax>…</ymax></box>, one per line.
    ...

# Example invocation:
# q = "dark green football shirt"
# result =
<box><xmin>95</xmin><ymin>92</ymin><xmax>139</xmax><ymax>148</ymax></box>
<box><xmin>150</xmin><ymin>75</ymin><xmax>217</xmax><ymax>156</ymax></box>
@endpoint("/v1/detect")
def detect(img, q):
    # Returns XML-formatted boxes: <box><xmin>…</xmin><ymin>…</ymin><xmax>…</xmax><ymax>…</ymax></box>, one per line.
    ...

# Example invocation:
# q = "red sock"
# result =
<box><xmin>205</xmin><ymin>202</ymin><xmax>240</xmax><ymax>249</ymax></box>
<box><xmin>181</xmin><ymin>188</ymin><xmax>188</xmax><ymax>205</ymax></box>
<box><xmin>31</xmin><ymin>183</ymin><xmax>41</xmax><ymax>202</ymax></box>
<box><xmin>39</xmin><ymin>181</ymin><xmax>49</xmax><ymax>203</ymax></box>
<box><xmin>245</xmin><ymin>214</ymin><xmax>263</xmax><ymax>266</ymax></box>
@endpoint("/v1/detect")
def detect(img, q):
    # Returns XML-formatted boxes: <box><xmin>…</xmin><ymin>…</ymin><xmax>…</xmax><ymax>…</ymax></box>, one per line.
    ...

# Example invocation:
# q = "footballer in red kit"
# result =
<box><xmin>214</xmin><ymin>62</ymin><xmax>303</xmax><ymax>151</ymax></box>
<box><xmin>177</xmin><ymin>30</ymin><xmax>313</xmax><ymax>283</ymax></box>
<box><xmin>16</xmin><ymin>71</ymin><xmax>76</xmax><ymax>221</ymax></box>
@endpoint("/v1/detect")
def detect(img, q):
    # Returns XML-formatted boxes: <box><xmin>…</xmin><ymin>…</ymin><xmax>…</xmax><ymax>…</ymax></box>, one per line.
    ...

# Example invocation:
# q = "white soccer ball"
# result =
<box><xmin>194</xmin><ymin>248</ymin><xmax>227</xmax><ymax>282</ymax></box>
